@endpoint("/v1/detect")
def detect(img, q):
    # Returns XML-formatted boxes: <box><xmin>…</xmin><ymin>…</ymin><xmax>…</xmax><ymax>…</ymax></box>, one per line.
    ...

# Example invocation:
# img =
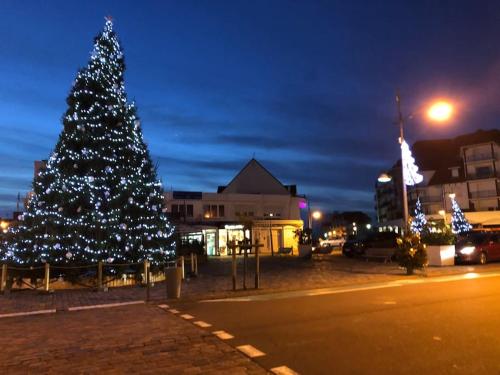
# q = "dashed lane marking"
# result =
<box><xmin>158</xmin><ymin>304</ymin><xmax>170</xmax><ymax>309</ymax></box>
<box><xmin>0</xmin><ymin>309</ymin><xmax>57</xmax><ymax>319</ymax></box>
<box><xmin>271</xmin><ymin>365</ymin><xmax>300</xmax><ymax>375</ymax></box>
<box><xmin>237</xmin><ymin>344</ymin><xmax>266</xmax><ymax>358</ymax></box>
<box><xmin>67</xmin><ymin>300</ymin><xmax>144</xmax><ymax>311</ymax></box>
<box><xmin>212</xmin><ymin>330</ymin><xmax>234</xmax><ymax>340</ymax></box>
<box><xmin>168</xmin><ymin>309</ymin><xmax>180</xmax><ymax>314</ymax></box>
<box><xmin>383</xmin><ymin>301</ymin><xmax>397</xmax><ymax>305</ymax></box>
<box><xmin>194</xmin><ymin>320</ymin><xmax>212</xmax><ymax>328</ymax></box>
<box><xmin>180</xmin><ymin>314</ymin><xmax>194</xmax><ymax>320</ymax></box>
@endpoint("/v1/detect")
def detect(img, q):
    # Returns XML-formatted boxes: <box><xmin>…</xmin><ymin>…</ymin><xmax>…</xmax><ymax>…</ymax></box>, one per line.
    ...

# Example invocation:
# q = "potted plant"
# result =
<box><xmin>395</xmin><ymin>233</ymin><xmax>427</xmax><ymax>275</ymax></box>
<box><xmin>421</xmin><ymin>223</ymin><xmax>455</xmax><ymax>266</ymax></box>
<box><xmin>294</xmin><ymin>228</ymin><xmax>312</xmax><ymax>258</ymax></box>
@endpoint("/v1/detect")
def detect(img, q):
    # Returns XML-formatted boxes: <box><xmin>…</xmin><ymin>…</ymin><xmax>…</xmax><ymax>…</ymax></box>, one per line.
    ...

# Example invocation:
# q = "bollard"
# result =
<box><xmin>194</xmin><ymin>254</ymin><xmax>198</xmax><ymax>276</ymax></box>
<box><xmin>255</xmin><ymin>240</ymin><xmax>260</xmax><ymax>289</ymax></box>
<box><xmin>43</xmin><ymin>263</ymin><xmax>50</xmax><ymax>293</ymax></box>
<box><xmin>145</xmin><ymin>261</ymin><xmax>150</xmax><ymax>302</ymax></box>
<box><xmin>243</xmin><ymin>250</ymin><xmax>247</xmax><ymax>290</ymax></box>
<box><xmin>190</xmin><ymin>253</ymin><xmax>195</xmax><ymax>274</ymax></box>
<box><xmin>143</xmin><ymin>260</ymin><xmax>149</xmax><ymax>286</ymax></box>
<box><xmin>231</xmin><ymin>242</ymin><xmax>237</xmax><ymax>291</ymax></box>
<box><xmin>180</xmin><ymin>256</ymin><xmax>185</xmax><ymax>280</ymax></box>
<box><xmin>97</xmin><ymin>261</ymin><xmax>103</xmax><ymax>291</ymax></box>
<box><xmin>1</xmin><ymin>264</ymin><xmax>7</xmax><ymax>294</ymax></box>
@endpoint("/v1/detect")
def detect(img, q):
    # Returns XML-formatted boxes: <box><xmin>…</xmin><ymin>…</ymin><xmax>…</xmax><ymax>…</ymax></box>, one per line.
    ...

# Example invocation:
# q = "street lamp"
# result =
<box><xmin>381</xmin><ymin>93</ymin><xmax>454</xmax><ymax>233</ymax></box>
<box><xmin>427</xmin><ymin>101</ymin><xmax>454</xmax><ymax>122</ymax></box>
<box><xmin>377</xmin><ymin>173</ymin><xmax>392</xmax><ymax>183</ymax></box>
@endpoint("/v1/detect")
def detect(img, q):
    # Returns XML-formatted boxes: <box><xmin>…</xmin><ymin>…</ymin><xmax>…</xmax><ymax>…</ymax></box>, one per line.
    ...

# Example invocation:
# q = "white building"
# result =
<box><xmin>164</xmin><ymin>159</ymin><xmax>306</xmax><ymax>255</ymax></box>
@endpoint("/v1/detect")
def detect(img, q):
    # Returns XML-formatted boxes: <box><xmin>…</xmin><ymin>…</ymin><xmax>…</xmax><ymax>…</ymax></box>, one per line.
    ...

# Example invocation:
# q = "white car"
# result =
<box><xmin>320</xmin><ymin>238</ymin><xmax>345</xmax><ymax>249</ymax></box>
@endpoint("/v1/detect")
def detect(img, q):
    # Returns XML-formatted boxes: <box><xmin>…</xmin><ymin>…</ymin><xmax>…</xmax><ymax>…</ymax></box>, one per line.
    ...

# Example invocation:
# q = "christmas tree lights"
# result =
<box><xmin>410</xmin><ymin>197</ymin><xmax>427</xmax><ymax>234</ymax></box>
<box><xmin>401</xmin><ymin>140</ymin><xmax>423</xmax><ymax>186</ymax></box>
<box><xmin>1</xmin><ymin>18</ymin><xmax>175</xmax><ymax>266</ymax></box>
<box><xmin>450</xmin><ymin>196</ymin><xmax>472</xmax><ymax>234</ymax></box>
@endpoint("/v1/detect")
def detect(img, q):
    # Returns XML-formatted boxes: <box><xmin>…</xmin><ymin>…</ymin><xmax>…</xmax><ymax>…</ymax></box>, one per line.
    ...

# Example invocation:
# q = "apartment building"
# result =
<box><xmin>164</xmin><ymin>159</ymin><xmax>306</xmax><ymax>255</ymax></box>
<box><xmin>376</xmin><ymin>129</ymin><xmax>500</xmax><ymax>229</ymax></box>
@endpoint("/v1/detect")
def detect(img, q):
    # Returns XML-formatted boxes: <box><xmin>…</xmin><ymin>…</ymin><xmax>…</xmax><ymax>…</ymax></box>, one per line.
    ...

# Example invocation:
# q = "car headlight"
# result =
<box><xmin>459</xmin><ymin>246</ymin><xmax>476</xmax><ymax>255</ymax></box>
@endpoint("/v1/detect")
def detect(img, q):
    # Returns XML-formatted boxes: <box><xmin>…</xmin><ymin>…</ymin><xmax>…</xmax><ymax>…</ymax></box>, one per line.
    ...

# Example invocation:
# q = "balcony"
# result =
<box><xmin>465</xmin><ymin>153</ymin><xmax>497</xmax><ymax>163</ymax></box>
<box><xmin>420</xmin><ymin>195</ymin><xmax>443</xmax><ymax>204</ymax></box>
<box><xmin>467</xmin><ymin>170</ymin><xmax>500</xmax><ymax>180</ymax></box>
<box><xmin>469</xmin><ymin>190</ymin><xmax>498</xmax><ymax>199</ymax></box>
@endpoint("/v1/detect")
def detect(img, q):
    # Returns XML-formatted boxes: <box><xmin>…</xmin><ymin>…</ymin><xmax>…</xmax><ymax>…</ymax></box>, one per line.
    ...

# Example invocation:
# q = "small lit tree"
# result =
<box><xmin>450</xmin><ymin>196</ymin><xmax>472</xmax><ymax>234</ymax></box>
<box><xmin>410</xmin><ymin>197</ymin><xmax>427</xmax><ymax>234</ymax></box>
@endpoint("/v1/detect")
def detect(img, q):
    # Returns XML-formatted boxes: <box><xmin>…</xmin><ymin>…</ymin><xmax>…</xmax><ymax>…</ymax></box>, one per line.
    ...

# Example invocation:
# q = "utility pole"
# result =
<box><xmin>396</xmin><ymin>93</ymin><xmax>409</xmax><ymax>233</ymax></box>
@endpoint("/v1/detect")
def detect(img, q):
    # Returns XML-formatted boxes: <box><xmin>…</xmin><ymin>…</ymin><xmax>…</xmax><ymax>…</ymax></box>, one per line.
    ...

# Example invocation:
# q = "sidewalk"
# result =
<box><xmin>1</xmin><ymin>254</ymin><xmax>497</xmax><ymax>315</ymax></box>
<box><xmin>0</xmin><ymin>303</ymin><xmax>266</xmax><ymax>374</ymax></box>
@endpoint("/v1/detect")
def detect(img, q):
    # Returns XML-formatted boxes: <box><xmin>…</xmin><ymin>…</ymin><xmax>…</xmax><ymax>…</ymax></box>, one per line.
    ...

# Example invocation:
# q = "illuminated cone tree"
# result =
<box><xmin>450</xmin><ymin>196</ymin><xmax>472</xmax><ymax>234</ymax></box>
<box><xmin>2</xmin><ymin>19</ymin><xmax>174</xmax><ymax>266</ymax></box>
<box><xmin>410</xmin><ymin>197</ymin><xmax>427</xmax><ymax>234</ymax></box>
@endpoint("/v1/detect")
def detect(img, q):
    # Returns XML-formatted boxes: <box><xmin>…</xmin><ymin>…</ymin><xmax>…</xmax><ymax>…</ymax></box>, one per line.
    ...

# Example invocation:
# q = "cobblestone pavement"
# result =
<box><xmin>1</xmin><ymin>253</ymin><xmax>497</xmax><ymax>314</ymax></box>
<box><xmin>0</xmin><ymin>303</ymin><xmax>266</xmax><ymax>374</ymax></box>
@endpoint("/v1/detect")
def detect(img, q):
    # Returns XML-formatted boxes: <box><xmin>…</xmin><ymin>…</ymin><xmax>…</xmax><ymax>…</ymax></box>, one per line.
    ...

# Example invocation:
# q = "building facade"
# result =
<box><xmin>376</xmin><ymin>129</ymin><xmax>500</xmax><ymax>229</ymax></box>
<box><xmin>165</xmin><ymin>159</ymin><xmax>306</xmax><ymax>255</ymax></box>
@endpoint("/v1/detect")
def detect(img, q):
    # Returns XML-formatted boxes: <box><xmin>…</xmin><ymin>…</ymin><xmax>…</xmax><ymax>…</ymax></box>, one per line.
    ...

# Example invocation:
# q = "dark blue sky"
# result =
<box><xmin>1</xmin><ymin>0</ymin><xmax>500</xmax><ymax>217</ymax></box>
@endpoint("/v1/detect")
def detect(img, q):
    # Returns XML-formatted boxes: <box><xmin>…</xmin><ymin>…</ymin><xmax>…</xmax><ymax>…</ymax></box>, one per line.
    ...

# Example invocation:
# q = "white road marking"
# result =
<box><xmin>180</xmin><ymin>314</ymin><xmax>194</xmax><ymax>320</ymax></box>
<box><xmin>271</xmin><ymin>365</ymin><xmax>300</xmax><ymax>375</ymax></box>
<box><xmin>212</xmin><ymin>330</ymin><xmax>234</xmax><ymax>340</ymax></box>
<box><xmin>194</xmin><ymin>320</ymin><xmax>212</xmax><ymax>328</ymax></box>
<box><xmin>158</xmin><ymin>304</ymin><xmax>170</xmax><ymax>309</ymax></box>
<box><xmin>67</xmin><ymin>300</ymin><xmax>144</xmax><ymax>311</ymax></box>
<box><xmin>383</xmin><ymin>301</ymin><xmax>397</xmax><ymax>305</ymax></box>
<box><xmin>202</xmin><ymin>272</ymin><xmax>500</xmax><ymax>303</ymax></box>
<box><xmin>0</xmin><ymin>309</ymin><xmax>56</xmax><ymax>319</ymax></box>
<box><xmin>237</xmin><ymin>344</ymin><xmax>265</xmax><ymax>358</ymax></box>
<box><xmin>168</xmin><ymin>309</ymin><xmax>180</xmax><ymax>314</ymax></box>
<box><xmin>433</xmin><ymin>336</ymin><xmax>442</xmax><ymax>341</ymax></box>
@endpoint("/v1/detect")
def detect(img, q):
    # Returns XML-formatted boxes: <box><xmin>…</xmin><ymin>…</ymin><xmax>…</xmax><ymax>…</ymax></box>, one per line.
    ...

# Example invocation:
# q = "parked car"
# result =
<box><xmin>455</xmin><ymin>232</ymin><xmax>500</xmax><ymax>264</ymax></box>
<box><xmin>342</xmin><ymin>232</ymin><xmax>399</xmax><ymax>258</ymax></box>
<box><xmin>320</xmin><ymin>238</ymin><xmax>345</xmax><ymax>248</ymax></box>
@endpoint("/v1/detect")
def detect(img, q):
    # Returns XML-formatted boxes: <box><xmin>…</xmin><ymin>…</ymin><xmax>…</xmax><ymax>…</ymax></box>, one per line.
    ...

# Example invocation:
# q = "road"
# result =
<box><xmin>172</xmin><ymin>272</ymin><xmax>500</xmax><ymax>374</ymax></box>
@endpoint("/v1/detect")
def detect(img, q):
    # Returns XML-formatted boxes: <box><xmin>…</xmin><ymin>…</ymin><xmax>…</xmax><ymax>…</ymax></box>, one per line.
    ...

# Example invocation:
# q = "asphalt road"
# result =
<box><xmin>172</xmin><ymin>273</ymin><xmax>500</xmax><ymax>374</ymax></box>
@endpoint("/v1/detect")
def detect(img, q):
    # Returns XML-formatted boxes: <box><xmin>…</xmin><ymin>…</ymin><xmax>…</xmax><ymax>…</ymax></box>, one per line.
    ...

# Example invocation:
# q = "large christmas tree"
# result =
<box><xmin>2</xmin><ymin>18</ymin><xmax>174</xmax><ymax>266</ymax></box>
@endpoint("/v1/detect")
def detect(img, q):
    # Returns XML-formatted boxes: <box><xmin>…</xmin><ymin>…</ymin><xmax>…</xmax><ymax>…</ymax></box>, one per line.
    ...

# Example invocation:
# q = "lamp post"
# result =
<box><xmin>379</xmin><ymin>93</ymin><xmax>454</xmax><ymax>234</ymax></box>
<box><xmin>396</xmin><ymin>94</ymin><xmax>410</xmax><ymax>232</ymax></box>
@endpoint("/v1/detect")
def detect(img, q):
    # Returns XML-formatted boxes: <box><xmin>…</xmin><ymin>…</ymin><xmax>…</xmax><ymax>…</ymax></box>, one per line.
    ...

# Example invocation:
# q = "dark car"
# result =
<box><xmin>342</xmin><ymin>232</ymin><xmax>399</xmax><ymax>257</ymax></box>
<box><xmin>455</xmin><ymin>232</ymin><xmax>500</xmax><ymax>264</ymax></box>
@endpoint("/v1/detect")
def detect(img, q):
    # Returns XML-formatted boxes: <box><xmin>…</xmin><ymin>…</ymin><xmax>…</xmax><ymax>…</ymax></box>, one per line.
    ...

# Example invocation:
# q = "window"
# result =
<box><xmin>203</xmin><ymin>205</ymin><xmax>211</xmax><ymax>218</ymax></box>
<box><xmin>186</xmin><ymin>204</ymin><xmax>193</xmax><ymax>217</ymax></box>
<box><xmin>171</xmin><ymin>204</ymin><xmax>179</xmax><ymax>213</ymax></box>
<box><xmin>218</xmin><ymin>205</ymin><xmax>225</xmax><ymax>217</ymax></box>
<box><xmin>451</xmin><ymin>168</ymin><xmax>459</xmax><ymax>178</ymax></box>
<box><xmin>476</xmin><ymin>166</ymin><xmax>492</xmax><ymax>178</ymax></box>
<box><xmin>211</xmin><ymin>205</ymin><xmax>217</xmax><ymax>218</ymax></box>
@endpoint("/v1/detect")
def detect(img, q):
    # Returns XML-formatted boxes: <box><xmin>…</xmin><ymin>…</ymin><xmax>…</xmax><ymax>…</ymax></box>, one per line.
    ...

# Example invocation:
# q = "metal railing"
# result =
<box><xmin>0</xmin><ymin>255</ymin><xmax>199</xmax><ymax>299</ymax></box>
<box><xmin>465</xmin><ymin>153</ymin><xmax>497</xmax><ymax>162</ymax></box>
<box><xmin>469</xmin><ymin>190</ymin><xmax>499</xmax><ymax>199</ymax></box>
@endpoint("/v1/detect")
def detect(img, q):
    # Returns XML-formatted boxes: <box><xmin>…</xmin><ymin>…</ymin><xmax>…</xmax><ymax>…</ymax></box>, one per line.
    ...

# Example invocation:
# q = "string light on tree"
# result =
<box><xmin>449</xmin><ymin>194</ymin><xmax>472</xmax><ymax>234</ymax></box>
<box><xmin>410</xmin><ymin>197</ymin><xmax>427</xmax><ymax>234</ymax></box>
<box><xmin>1</xmin><ymin>18</ymin><xmax>175</xmax><ymax>266</ymax></box>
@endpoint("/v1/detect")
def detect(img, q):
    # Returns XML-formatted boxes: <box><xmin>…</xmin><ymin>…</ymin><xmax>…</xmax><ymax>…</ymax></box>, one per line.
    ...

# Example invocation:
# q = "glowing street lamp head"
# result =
<box><xmin>378</xmin><ymin>173</ymin><xmax>392</xmax><ymax>183</ymax></box>
<box><xmin>427</xmin><ymin>101</ymin><xmax>453</xmax><ymax>122</ymax></box>
<box><xmin>312</xmin><ymin>211</ymin><xmax>322</xmax><ymax>220</ymax></box>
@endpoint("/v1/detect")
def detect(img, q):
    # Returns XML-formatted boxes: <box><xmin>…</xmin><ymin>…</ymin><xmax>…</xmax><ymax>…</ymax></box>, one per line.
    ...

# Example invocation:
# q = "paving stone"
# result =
<box><xmin>0</xmin><ymin>304</ymin><xmax>265</xmax><ymax>374</ymax></box>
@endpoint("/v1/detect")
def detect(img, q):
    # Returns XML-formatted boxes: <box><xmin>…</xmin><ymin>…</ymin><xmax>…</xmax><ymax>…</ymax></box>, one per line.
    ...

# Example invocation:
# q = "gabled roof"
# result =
<box><xmin>411</xmin><ymin>129</ymin><xmax>499</xmax><ymax>186</ymax></box>
<box><xmin>219</xmin><ymin>159</ymin><xmax>290</xmax><ymax>195</ymax></box>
